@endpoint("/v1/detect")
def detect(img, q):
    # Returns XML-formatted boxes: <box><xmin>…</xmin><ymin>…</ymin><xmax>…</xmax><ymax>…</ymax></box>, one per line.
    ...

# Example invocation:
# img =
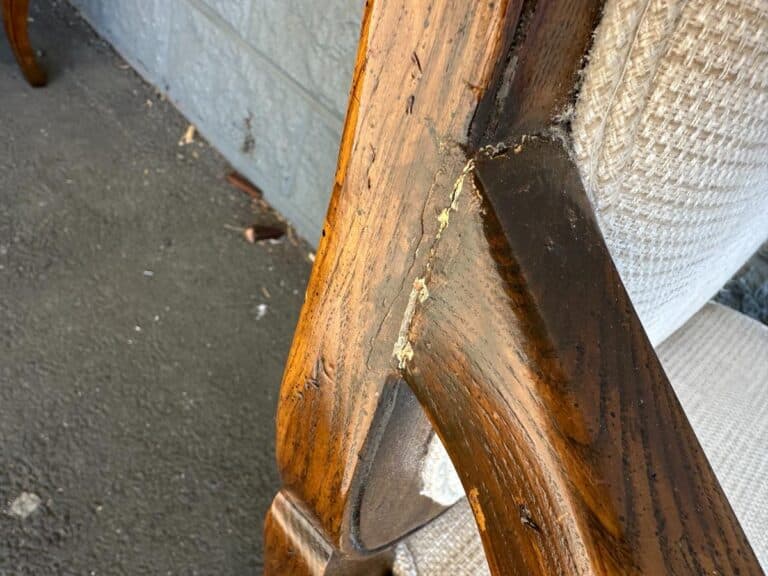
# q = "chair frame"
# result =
<box><xmin>264</xmin><ymin>1</ymin><xmax>762</xmax><ymax>574</ymax></box>
<box><xmin>2</xmin><ymin>0</ymin><xmax>46</xmax><ymax>87</ymax></box>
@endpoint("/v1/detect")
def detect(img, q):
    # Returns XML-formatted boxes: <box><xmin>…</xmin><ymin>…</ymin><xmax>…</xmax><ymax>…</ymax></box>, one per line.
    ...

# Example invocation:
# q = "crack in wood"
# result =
<box><xmin>392</xmin><ymin>157</ymin><xmax>478</xmax><ymax>370</ymax></box>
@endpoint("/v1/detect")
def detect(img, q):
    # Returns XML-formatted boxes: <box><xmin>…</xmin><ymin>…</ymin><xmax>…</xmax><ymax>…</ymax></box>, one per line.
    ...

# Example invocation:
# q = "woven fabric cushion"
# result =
<box><xmin>571</xmin><ymin>0</ymin><xmax>768</xmax><ymax>346</ymax></box>
<box><xmin>394</xmin><ymin>303</ymin><xmax>768</xmax><ymax>574</ymax></box>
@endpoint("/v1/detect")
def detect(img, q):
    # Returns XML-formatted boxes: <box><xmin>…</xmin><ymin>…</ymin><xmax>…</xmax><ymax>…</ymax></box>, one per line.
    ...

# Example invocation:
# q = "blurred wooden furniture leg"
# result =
<box><xmin>2</xmin><ymin>0</ymin><xmax>46</xmax><ymax>87</ymax></box>
<box><xmin>264</xmin><ymin>492</ymin><xmax>393</xmax><ymax>575</ymax></box>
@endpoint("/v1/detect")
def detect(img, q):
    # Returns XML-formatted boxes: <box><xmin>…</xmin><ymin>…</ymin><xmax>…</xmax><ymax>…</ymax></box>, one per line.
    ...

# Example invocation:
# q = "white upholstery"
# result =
<box><xmin>392</xmin><ymin>499</ymin><xmax>489</xmax><ymax>576</ymax></box>
<box><xmin>394</xmin><ymin>303</ymin><xmax>768</xmax><ymax>574</ymax></box>
<box><xmin>571</xmin><ymin>0</ymin><xmax>768</xmax><ymax>346</ymax></box>
<box><xmin>659</xmin><ymin>303</ymin><xmax>768</xmax><ymax>563</ymax></box>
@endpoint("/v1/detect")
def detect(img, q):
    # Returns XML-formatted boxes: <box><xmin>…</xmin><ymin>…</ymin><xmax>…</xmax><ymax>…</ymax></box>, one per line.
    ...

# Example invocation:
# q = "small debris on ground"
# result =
<box><xmin>178</xmin><ymin>124</ymin><xmax>196</xmax><ymax>146</ymax></box>
<box><xmin>143</xmin><ymin>270</ymin><xmax>154</xmax><ymax>277</ymax></box>
<box><xmin>308</xmin><ymin>252</ymin><xmax>316</xmax><ymax>263</ymax></box>
<box><xmin>8</xmin><ymin>492</ymin><xmax>42</xmax><ymax>519</ymax></box>
<box><xmin>244</xmin><ymin>225</ymin><xmax>285</xmax><ymax>244</ymax></box>
<box><xmin>224</xmin><ymin>172</ymin><xmax>301</xmax><ymax>246</ymax></box>
<box><xmin>226</xmin><ymin>171</ymin><xmax>263</xmax><ymax>200</ymax></box>
<box><xmin>255</xmin><ymin>303</ymin><xmax>268</xmax><ymax>320</ymax></box>
<box><xmin>285</xmin><ymin>227</ymin><xmax>299</xmax><ymax>247</ymax></box>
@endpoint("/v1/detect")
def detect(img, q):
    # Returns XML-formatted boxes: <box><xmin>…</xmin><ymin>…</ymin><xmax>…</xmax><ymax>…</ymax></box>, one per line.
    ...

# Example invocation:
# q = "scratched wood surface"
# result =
<box><xmin>404</xmin><ymin>137</ymin><xmax>761</xmax><ymax>574</ymax></box>
<box><xmin>266</xmin><ymin>0</ymin><xmax>527</xmax><ymax>567</ymax></box>
<box><xmin>264</xmin><ymin>0</ymin><xmax>763</xmax><ymax>573</ymax></box>
<box><xmin>2</xmin><ymin>0</ymin><xmax>46</xmax><ymax>86</ymax></box>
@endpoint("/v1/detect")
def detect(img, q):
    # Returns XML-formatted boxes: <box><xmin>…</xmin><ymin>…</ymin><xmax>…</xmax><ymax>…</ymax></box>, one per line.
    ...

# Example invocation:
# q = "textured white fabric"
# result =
<box><xmin>394</xmin><ymin>303</ymin><xmax>768</xmax><ymax>574</ymax></box>
<box><xmin>572</xmin><ymin>0</ymin><xmax>768</xmax><ymax>345</ymax></box>
<box><xmin>420</xmin><ymin>433</ymin><xmax>465</xmax><ymax>505</ymax></box>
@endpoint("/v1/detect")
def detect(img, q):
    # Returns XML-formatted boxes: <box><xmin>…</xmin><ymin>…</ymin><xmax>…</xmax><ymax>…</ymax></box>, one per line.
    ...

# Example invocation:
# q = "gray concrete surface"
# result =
<box><xmin>67</xmin><ymin>0</ymin><xmax>364</xmax><ymax>244</ymax></box>
<box><xmin>1</xmin><ymin>2</ymin><xmax>312</xmax><ymax>574</ymax></box>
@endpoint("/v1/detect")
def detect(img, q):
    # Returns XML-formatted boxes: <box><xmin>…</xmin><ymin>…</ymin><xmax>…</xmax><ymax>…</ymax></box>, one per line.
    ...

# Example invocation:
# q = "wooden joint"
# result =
<box><xmin>264</xmin><ymin>491</ymin><xmax>393</xmax><ymax>576</ymax></box>
<box><xmin>400</xmin><ymin>137</ymin><xmax>760</xmax><ymax>574</ymax></box>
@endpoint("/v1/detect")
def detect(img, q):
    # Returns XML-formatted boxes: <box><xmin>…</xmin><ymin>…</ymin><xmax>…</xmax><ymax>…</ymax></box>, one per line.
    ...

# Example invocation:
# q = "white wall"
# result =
<box><xmin>69</xmin><ymin>0</ymin><xmax>364</xmax><ymax>243</ymax></box>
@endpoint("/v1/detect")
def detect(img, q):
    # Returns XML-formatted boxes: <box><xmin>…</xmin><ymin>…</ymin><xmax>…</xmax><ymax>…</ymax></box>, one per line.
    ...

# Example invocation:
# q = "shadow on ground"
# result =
<box><xmin>0</xmin><ymin>2</ymin><xmax>312</xmax><ymax>574</ymax></box>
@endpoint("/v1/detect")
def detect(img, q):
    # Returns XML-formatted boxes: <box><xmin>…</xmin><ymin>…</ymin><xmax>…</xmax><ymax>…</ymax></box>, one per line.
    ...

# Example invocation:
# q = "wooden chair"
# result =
<box><xmin>2</xmin><ymin>0</ymin><xmax>46</xmax><ymax>86</ymax></box>
<box><xmin>264</xmin><ymin>0</ymin><xmax>768</xmax><ymax>574</ymax></box>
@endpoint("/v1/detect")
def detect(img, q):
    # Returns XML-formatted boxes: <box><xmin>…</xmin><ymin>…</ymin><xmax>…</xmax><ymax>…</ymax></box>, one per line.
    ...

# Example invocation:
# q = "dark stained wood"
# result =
<box><xmin>356</xmin><ymin>380</ymin><xmax>449</xmax><ymax>547</ymax></box>
<box><xmin>2</xmin><ymin>0</ymin><xmax>46</xmax><ymax>87</ymax></box>
<box><xmin>470</xmin><ymin>0</ymin><xmax>604</xmax><ymax>144</ymax></box>
<box><xmin>265</xmin><ymin>0</ymin><xmax>764</xmax><ymax>573</ymax></box>
<box><xmin>403</xmin><ymin>137</ymin><xmax>761</xmax><ymax>574</ymax></box>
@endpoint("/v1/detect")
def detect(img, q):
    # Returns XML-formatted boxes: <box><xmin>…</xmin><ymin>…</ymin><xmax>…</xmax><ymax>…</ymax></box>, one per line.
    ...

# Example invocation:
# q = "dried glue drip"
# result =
<box><xmin>436</xmin><ymin>158</ymin><xmax>475</xmax><ymax>238</ymax></box>
<box><xmin>393</xmin><ymin>278</ymin><xmax>428</xmax><ymax>369</ymax></box>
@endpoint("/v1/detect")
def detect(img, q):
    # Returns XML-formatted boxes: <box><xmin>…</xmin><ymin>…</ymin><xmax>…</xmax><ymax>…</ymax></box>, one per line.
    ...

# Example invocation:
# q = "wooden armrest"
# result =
<box><xmin>264</xmin><ymin>1</ymin><xmax>763</xmax><ymax>573</ymax></box>
<box><xmin>402</xmin><ymin>136</ymin><xmax>761</xmax><ymax>574</ymax></box>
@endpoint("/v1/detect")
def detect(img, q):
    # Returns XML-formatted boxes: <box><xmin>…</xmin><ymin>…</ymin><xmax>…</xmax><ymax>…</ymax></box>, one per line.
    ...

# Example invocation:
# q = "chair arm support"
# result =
<box><xmin>402</xmin><ymin>137</ymin><xmax>762</xmax><ymax>575</ymax></box>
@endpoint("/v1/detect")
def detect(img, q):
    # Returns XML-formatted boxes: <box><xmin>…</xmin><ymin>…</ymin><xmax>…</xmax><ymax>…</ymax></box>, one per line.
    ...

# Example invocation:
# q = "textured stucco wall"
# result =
<box><xmin>68</xmin><ymin>0</ymin><xmax>363</xmax><ymax>243</ymax></box>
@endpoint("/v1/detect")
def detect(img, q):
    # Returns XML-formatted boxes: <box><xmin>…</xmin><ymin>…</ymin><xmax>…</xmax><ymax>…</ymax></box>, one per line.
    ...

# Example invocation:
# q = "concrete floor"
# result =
<box><xmin>0</xmin><ymin>2</ymin><xmax>312</xmax><ymax>574</ymax></box>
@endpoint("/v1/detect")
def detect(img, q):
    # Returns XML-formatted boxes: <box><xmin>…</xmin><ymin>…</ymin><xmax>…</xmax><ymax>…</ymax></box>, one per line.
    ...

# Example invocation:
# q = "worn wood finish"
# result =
<box><xmin>265</xmin><ymin>0</ymin><xmax>529</xmax><ymax>569</ymax></box>
<box><xmin>2</xmin><ymin>0</ymin><xmax>46</xmax><ymax>87</ymax></box>
<box><xmin>470</xmin><ymin>0</ymin><xmax>603</xmax><ymax>144</ymax></box>
<box><xmin>266</xmin><ymin>0</ymin><xmax>763</xmax><ymax>573</ymax></box>
<box><xmin>403</xmin><ymin>137</ymin><xmax>761</xmax><ymax>574</ymax></box>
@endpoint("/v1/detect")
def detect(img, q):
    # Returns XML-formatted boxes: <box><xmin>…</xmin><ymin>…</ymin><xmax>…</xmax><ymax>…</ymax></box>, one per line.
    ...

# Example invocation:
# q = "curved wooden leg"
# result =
<box><xmin>2</xmin><ymin>0</ymin><xmax>46</xmax><ymax>87</ymax></box>
<box><xmin>264</xmin><ymin>0</ymin><xmax>520</xmax><ymax>571</ymax></box>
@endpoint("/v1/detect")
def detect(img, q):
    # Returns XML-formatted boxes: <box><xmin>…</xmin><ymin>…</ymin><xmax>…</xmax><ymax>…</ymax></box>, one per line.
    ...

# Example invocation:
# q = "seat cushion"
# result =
<box><xmin>571</xmin><ymin>0</ymin><xmax>768</xmax><ymax>346</ymax></box>
<box><xmin>394</xmin><ymin>303</ymin><xmax>768</xmax><ymax>574</ymax></box>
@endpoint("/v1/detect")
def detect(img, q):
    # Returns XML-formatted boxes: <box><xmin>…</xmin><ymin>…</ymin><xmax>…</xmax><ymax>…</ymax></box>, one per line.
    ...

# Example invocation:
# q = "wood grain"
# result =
<box><xmin>266</xmin><ymin>0</ymin><xmax>528</xmax><ymax>565</ymax></box>
<box><xmin>265</xmin><ymin>0</ymin><xmax>763</xmax><ymax>573</ymax></box>
<box><xmin>470</xmin><ymin>0</ymin><xmax>604</xmax><ymax>144</ymax></box>
<box><xmin>2</xmin><ymin>0</ymin><xmax>46</xmax><ymax>87</ymax></box>
<box><xmin>404</xmin><ymin>137</ymin><xmax>761</xmax><ymax>574</ymax></box>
